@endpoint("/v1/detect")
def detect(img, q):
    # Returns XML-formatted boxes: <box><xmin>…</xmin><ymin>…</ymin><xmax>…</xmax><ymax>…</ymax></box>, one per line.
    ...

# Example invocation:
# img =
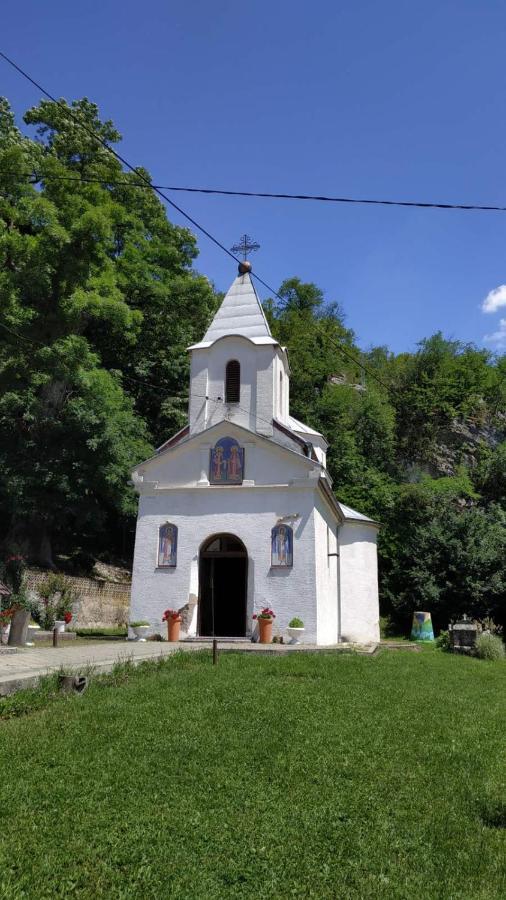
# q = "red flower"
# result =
<box><xmin>64</xmin><ymin>612</ymin><xmax>72</xmax><ymax>624</ymax></box>
<box><xmin>162</xmin><ymin>608</ymin><xmax>181</xmax><ymax>622</ymax></box>
<box><xmin>253</xmin><ymin>607</ymin><xmax>276</xmax><ymax>620</ymax></box>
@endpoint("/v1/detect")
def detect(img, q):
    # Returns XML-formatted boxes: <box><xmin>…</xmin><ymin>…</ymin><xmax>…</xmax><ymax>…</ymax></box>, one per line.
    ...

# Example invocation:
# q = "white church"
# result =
<box><xmin>129</xmin><ymin>263</ymin><xmax>380</xmax><ymax>644</ymax></box>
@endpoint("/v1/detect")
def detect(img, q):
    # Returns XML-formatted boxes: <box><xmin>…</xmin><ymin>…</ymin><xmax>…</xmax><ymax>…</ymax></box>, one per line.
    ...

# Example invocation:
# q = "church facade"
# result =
<box><xmin>129</xmin><ymin>265</ymin><xmax>380</xmax><ymax>644</ymax></box>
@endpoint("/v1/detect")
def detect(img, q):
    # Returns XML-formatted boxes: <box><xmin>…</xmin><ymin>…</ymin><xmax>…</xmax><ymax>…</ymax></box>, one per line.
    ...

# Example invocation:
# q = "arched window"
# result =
<box><xmin>225</xmin><ymin>360</ymin><xmax>240</xmax><ymax>403</ymax></box>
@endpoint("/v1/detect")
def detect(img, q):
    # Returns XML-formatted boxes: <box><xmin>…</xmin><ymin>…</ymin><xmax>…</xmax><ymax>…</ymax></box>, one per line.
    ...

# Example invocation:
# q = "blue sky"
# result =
<box><xmin>2</xmin><ymin>0</ymin><xmax>506</xmax><ymax>353</ymax></box>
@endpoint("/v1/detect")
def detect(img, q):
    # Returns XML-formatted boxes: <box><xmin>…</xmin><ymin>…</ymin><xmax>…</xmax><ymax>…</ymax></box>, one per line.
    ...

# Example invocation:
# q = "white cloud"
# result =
<box><xmin>483</xmin><ymin>318</ymin><xmax>506</xmax><ymax>348</ymax></box>
<box><xmin>481</xmin><ymin>284</ymin><xmax>506</xmax><ymax>313</ymax></box>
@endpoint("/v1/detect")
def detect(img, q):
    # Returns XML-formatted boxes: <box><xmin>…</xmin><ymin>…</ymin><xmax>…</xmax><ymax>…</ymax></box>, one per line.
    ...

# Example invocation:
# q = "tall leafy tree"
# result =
<box><xmin>0</xmin><ymin>97</ymin><xmax>217</xmax><ymax>564</ymax></box>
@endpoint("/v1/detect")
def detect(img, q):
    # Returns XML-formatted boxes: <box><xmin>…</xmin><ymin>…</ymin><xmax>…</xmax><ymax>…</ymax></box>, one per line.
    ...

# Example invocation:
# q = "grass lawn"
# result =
<box><xmin>0</xmin><ymin>650</ymin><xmax>505</xmax><ymax>899</ymax></box>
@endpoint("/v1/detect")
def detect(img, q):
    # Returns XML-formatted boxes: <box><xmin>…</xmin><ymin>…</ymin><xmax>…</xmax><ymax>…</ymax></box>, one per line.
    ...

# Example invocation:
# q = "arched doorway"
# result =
<box><xmin>198</xmin><ymin>534</ymin><xmax>248</xmax><ymax>637</ymax></box>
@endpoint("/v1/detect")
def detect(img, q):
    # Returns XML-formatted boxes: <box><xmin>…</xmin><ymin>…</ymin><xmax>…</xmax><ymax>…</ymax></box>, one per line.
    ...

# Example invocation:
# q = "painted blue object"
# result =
<box><xmin>271</xmin><ymin>524</ymin><xmax>293</xmax><ymax>567</ymax></box>
<box><xmin>411</xmin><ymin>611</ymin><xmax>434</xmax><ymax>641</ymax></box>
<box><xmin>209</xmin><ymin>437</ymin><xmax>244</xmax><ymax>484</ymax></box>
<box><xmin>158</xmin><ymin>522</ymin><xmax>178</xmax><ymax>567</ymax></box>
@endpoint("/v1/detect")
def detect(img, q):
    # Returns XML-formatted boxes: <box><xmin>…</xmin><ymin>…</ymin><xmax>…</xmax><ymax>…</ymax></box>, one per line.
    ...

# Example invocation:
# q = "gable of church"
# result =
<box><xmin>133</xmin><ymin>421</ymin><xmax>319</xmax><ymax>490</ymax></box>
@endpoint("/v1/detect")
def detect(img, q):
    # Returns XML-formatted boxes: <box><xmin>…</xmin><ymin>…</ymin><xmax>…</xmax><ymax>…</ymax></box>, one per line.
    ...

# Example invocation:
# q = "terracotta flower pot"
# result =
<box><xmin>168</xmin><ymin>617</ymin><xmax>182</xmax><ymax>642</ymax></box>
<box><xmin>258</xmin><ymin>617</ymin><xmax>273</xmax><ymax>644</ymax></box>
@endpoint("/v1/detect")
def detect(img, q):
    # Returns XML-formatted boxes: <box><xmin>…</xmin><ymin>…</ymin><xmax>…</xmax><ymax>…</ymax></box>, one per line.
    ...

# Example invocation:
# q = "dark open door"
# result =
<box><xmin>198</xmin><ymin>534</ymin><xmax>248</xmax><ymax>637</ymax></box>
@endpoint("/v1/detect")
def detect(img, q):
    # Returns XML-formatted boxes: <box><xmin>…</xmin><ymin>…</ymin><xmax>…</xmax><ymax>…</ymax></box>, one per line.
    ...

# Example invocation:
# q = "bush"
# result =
<box><xmin>474</xmin><ymin>617</ymin><xmax>503</xmax><ymax>636</ymax></box>
<box><xmin>31</xmin><ymin>574</ymin><xmax>80</xmax><ymax>630</ymax></box>
<box><xmin>435</xmin><ymin>630</ymin><xmax>450</xmax><ymax>651</ymax></box>
<box><xmin>288</xmin><ymin>618</ymin><xmax>304</xmax><ymax>628</ymax></box>
<box><xmin>475</xmin><ymin>633</ymin><xmax>505</xmax><ymax>661</ymax></box>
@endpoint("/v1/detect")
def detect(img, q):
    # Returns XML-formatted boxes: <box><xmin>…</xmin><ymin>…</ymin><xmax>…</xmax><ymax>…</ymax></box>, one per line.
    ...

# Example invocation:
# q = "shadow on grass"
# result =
<box><xmin>480</xmin><ymin>800</ymin><xmax>506</xmax><ymax>829</ymax></box>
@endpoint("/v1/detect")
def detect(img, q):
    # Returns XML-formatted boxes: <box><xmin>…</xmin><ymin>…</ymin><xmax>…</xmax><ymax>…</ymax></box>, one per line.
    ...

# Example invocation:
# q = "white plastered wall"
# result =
<box><xmin>273</xmin><ymin>348</ymin><xmax>290</xmax><ymax>425</ymax></box>
<box><xmin>338</xmin><ymin>521</ymin><xmax>380</xmax><ymax>643</ymax></box>
<box><xmin>130</xmin><ymin>486</ymin><xmax>319</xmax><ymax>641</ymax></box>
<box><xmin>136</xmin><ymin>421</ymin><xmax>319</xmax><ymax>490</ymax></box>
<box><xmin>313</xmin><ymin>490</ymin><xmax>339</xmax><ymax>645</ymax></box>
<box><xmin>189</xmin><ymin>336</ymin><xmax>277</xmax><ymax>436</ymax></box>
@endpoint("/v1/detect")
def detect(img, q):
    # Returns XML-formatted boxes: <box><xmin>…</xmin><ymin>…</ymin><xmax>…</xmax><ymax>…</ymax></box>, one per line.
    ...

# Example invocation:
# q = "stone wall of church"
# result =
<box><xmin>338</xmin><ymin>522</ymin><xmax>380</xmax><ymax>643</ymax></box>
<box><xmin>130</xmin><ymin>485</ymin><xmax>319</xmax><ymax>642</ymax></box>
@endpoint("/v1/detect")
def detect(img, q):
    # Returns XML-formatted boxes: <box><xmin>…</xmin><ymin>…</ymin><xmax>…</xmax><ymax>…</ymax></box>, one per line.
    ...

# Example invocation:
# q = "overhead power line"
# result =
<box><xmin>0</xmin><ymin>49</ymin><xmax>442</xmax><ymax>392</ymax></box>
<box><xmin>0</xmin><ymin>50</ymin><xmax>239</xmax><ymax>268</ymax></box>
<box><xmin>2</xmin><ymin>169</ymin><xmax>506</xmax><ymax>214</ymax></box>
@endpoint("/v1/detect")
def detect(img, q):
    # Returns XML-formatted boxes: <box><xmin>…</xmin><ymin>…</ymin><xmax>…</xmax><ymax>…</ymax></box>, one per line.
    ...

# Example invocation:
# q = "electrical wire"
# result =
<box><xmin>0</xmin><ymin>50</ymin><xmax>498</xmax><ymax>397</ymax></box>
<box><xmin>2</xmin><ymin>169</ymin><xmax>506</xmax><ymax>214</ymax></box>
<box><xmin>0</xmin><ymin>50</ymin><xmax>240</xmax><ymax>268</ymax></box>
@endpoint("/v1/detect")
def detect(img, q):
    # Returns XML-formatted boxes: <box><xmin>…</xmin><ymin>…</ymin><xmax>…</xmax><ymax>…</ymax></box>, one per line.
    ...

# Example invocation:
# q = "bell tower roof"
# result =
<box><xmin>188</xmin><ymin>268</ymin><xmax>278</xmax><ymax>350</ymax></box>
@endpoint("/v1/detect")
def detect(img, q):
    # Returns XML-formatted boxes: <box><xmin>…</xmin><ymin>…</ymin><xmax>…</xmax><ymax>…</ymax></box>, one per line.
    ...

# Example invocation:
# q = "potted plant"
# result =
<box><xmin>0</xmin><ymin>605</ymin><xmax>13</xmax><ymax>644</ymax></box>
<box><xmin>287</xmin><ymin>617</ymin><xmax>305</xmax><ymax>644</ymax></box>
<box><xmin>253</xmin><ymin>607</ymin><xmax>276</xmax><ymax>644</ymax></box>
<box><xmin>162</xmin><ymin>608</ymin><xmax>182</xmax><ymax>642</ymax></box>
<box><xmin>130</xmin><ymin>621</ymin><xmax>150</xmax><ymax>641</ymax></box>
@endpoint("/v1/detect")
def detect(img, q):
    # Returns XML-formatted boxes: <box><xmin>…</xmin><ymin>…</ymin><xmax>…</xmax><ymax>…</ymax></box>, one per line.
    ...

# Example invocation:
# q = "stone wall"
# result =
<box><xmin>25</xmin><ymin>571</ymin><xmax>131</xmax><ymax>628</ymax></box>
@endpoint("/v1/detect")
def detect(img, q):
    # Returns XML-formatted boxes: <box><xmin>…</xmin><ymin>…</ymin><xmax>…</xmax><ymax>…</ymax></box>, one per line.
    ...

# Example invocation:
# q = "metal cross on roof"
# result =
<box><xmin>230</xmin><ymin>233</ymin><xmax>260</xmax><ymax>260</ymax></box>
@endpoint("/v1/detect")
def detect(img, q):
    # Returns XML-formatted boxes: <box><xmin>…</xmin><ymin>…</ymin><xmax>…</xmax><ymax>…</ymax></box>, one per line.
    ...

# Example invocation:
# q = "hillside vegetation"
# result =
<box><xmin>1</xmin><ymin>97</ymin><xmax>505</xmax><ymax>631</ymax></box>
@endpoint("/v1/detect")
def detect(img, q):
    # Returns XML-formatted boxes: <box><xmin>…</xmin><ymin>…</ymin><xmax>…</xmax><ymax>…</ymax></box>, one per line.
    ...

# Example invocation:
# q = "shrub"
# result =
<box><xmin>435</xmin><ymin>630</ymin><xmax>450</xmax><ymax>651</ymax></box>
<box><xmin>288</xmin><ymin>618</ymin><xmax>304</xmax><ymax>628</ymax></box>
<box><xmin>0</xmin><ymin>554</ymin><xmax>26</xmax><ymax>594</ymax></box>
<box><xmin>31</xmin><ymin>574</ymin><xmax>79</xmax><ymax>631</ymax></box>
<box><xmin>475</xmin><ymin>633</ymin><xmax>505</xmax><ymax>661</ymax></box>
<box><xmin>474</xmin><ymin>617</ymin><xmax>503</xmax><ymax>636</ymax></box>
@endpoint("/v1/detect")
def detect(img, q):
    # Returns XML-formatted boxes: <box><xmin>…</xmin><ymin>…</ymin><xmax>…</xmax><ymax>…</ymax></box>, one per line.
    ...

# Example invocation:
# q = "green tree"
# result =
<box><xmin>0</xmin><ymin>97</ymin><xmax>217</xmax><ymax>564</ymax></box>
<box><xmin>380</xmin><ymin>484</ymin><xmax>506</xmax><ymax>631</ymax></box>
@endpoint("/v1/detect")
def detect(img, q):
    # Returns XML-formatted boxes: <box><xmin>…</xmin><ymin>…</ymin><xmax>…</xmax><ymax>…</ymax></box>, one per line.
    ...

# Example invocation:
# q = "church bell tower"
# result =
<box><xmin>187</xmin><ymin>260</ymin><xmax>290</xmax><ymax>437</ymax></box>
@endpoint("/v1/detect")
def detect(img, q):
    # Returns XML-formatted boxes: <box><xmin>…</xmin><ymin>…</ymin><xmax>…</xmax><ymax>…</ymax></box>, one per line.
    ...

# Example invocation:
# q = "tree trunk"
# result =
<box><xmin>8</xmin><ymin>608</ymin><xmax>30</xmax><ymax>646</ymax></box>
<box><xmin>3</xmin><ymin>515</ymin><xmax>55</xmax><ymax>569</ymax></box>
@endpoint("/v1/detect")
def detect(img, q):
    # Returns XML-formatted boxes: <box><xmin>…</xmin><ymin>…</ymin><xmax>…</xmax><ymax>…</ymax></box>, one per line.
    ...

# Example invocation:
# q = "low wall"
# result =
<box><xmin>25</xmin><ymin>572</ymin><xmax>131</xmax><ymax>629</ymax></box>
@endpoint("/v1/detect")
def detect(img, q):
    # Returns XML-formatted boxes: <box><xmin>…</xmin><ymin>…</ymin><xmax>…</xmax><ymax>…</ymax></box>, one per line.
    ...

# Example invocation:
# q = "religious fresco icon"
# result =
<box><xmin>209</xmin><ymin>436</ymin><xmax>244</xmax><ymax>484</ymax></box>
<box><xmin>271</xmin><ymin>524</ymin><xmax>293</xmax><ymax>568</ymax></box>
<box><xmin>157</xmin><ymin>522</ymin><xmax>178</xmax><ymax>567</ymax></box>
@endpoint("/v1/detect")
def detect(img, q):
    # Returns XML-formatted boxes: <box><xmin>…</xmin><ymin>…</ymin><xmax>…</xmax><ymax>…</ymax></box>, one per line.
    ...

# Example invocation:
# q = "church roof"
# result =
<box><xmin>188</xmin><ymin>271</ymin><xmax>278</xmax><ymax>349</ymax></box>
<box><xmin>337</xmin><ymin>502</ymin><xmax>377</xmax><ymax>524</ymax></box>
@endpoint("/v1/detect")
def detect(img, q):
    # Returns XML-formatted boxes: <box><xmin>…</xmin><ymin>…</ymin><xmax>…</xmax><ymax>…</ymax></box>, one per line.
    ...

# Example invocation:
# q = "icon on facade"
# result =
<box><xmin>209</xmin><ymin>437</ymin><xmax>244</xmax><ymax>484</ymax></box>
<box><xmin>271</xmin><ymin>524</ymin><xmax>293</xmax><ymax>567</ymax></box>
<box><xmin>158</xmin><ymin>522</ymin><xmax>178</xmax><ymax>567</ymax></box>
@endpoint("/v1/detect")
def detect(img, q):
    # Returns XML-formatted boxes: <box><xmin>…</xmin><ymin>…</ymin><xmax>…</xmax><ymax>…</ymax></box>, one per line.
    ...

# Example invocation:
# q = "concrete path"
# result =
<box><xmin>0</xmin><ymin>639</ymin><xmax>377</xmax><ymax>696</ymax></box>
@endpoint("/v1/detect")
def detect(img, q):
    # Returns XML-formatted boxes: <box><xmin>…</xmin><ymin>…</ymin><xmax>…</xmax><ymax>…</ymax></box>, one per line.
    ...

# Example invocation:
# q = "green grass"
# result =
<box><xmin>0</xmin><ymin>651</ymin><xmax>505</xmax><ymax>899</ymax></box>
<box><xmin>75</xmin><ymin>626</ymin><xmax>127</xmax><ymax>640</ymax></box>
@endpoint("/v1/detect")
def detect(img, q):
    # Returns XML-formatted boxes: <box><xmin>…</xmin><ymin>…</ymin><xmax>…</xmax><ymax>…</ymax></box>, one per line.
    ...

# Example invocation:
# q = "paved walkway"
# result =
<box><xmin>0</xmin><ymin>639</ymin><xmax>378</xmax><ymax>695</ymax></box>
<box><xmin>0</xmin><ymin>640</ymin><xmax>378</xmax><ymax>696</ymax></box>
<box><xmin>0</xmin><ymin>641</ymin><xmax>190</xmax><ymax>695</ymax></box>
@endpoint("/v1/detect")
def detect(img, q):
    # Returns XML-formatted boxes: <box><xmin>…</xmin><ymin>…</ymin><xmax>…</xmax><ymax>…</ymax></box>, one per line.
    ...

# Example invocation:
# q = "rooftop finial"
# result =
<box><xmin>231</xmin><ymin>233</ymin><xmax>260</xmax><ymax>274</ymax></box>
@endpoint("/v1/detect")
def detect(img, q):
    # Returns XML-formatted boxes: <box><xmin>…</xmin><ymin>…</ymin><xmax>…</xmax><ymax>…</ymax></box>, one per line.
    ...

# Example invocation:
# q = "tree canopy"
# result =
<box><xmin>0</xmin><ymin>96</ymin><xmax>217</xmax><ymax>565</ymax></box>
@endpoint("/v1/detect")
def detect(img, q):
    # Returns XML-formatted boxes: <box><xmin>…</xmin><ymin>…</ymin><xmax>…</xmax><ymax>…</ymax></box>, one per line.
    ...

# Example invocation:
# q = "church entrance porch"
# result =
<box><xmin>198</xmin><ymin>534</ymin><xmax>248</xmax><ymax>637</ymax></box>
